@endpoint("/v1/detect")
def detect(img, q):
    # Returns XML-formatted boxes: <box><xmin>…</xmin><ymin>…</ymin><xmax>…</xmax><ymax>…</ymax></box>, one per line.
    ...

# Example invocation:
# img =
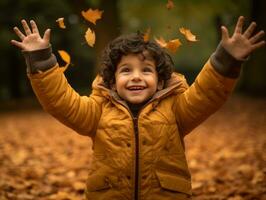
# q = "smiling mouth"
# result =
<box><xmin>127</xmin><ymin>86</ymin><xmax>146</xmax><ymax>91</ymax></box>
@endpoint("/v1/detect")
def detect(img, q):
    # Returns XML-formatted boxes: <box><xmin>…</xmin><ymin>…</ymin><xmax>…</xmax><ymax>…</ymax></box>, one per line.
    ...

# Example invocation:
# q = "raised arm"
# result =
<box><xmin>175</xmin><ymin>16</ymin><xmax>265</xmax><ymax>136</ymax></box>
<box><xmin>11</xmin><ymin>20</ymin><xmax>102</xmax><ymax>137</ymax></box>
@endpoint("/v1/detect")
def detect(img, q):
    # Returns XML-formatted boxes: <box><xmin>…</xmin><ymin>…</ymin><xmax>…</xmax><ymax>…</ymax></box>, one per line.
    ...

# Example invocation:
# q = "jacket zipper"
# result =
<box><xmin>110</xmin><ymin>98</ymin><xmax>156</xmax><ymax>200</ymax></box>
<box><xmin>133</xmin><ymin>116</ymin><xmax>139</xmax><ymax>200</ymax></box>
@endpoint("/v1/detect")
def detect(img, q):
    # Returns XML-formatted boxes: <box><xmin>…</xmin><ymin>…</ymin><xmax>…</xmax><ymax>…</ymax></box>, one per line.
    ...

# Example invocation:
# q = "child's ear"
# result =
<box><xmin>157</xmin><ymin>80</ymin><xmax>164</xmax><ymax>90</ymax></box>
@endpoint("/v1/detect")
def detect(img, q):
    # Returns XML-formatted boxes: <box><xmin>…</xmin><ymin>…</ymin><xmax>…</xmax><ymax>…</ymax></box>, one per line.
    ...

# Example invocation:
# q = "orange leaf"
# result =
<box><xmin>56</xmin><ymin>18</ymin><xmax>66</xmax><ymax>29</ymax></box>
<box><xmin>81</xmin><ymin>8</ymin><xmax>103</xmax><ymax>25</ymax></box>
<box><xmin>58</xmin><ymin>50</ymin><xmax>71</xmax><ymax>72</ymax></box>
<box><xmin>166</xmin><ymin>0</ymin><xmax>174</xmax><ymax>10</ymax></box>
<box><xmin>85</xmin><ymin>28</ymin><xmax>96</xmax><ymax>47</ymax></box>
<box><xmin>154</xmin><ymin>37</ymin><xmax>181</xmax><ymax>53</ymax></box>
<box><xmin>179</xmin><ymin>27</ymin><xmax>198</xmax><ymax>42</ymax></box>
<box><xmin>154</xmin><ymin>36</ymin><xmax>167</xmax><ymax>48</ymax></box>
<box><xmin>166</xmin><ymin>39</ymin><xmax>182</xmax><ymax>53</ymax></box>
<box><xmin>143</xmin><ymin>28</ymin><xmax>151</xmax><ymax>42</ymax></box>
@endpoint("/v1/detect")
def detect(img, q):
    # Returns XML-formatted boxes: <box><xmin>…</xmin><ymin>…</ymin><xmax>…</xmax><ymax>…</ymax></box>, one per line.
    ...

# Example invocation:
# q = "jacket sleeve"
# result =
<box><xmin>25</xmin><ymin>47</ymin><xmax>103</xmax><ymax>137</ymax></box>
<box><xmin>28</xmin><ymin>65</ymin><xmax>103</xmax><ymax>137</ymax></box>
<box><xmin>174</xmin><ymin>45</ymin><xmax>242</xmax><ymax>137</ymax></box>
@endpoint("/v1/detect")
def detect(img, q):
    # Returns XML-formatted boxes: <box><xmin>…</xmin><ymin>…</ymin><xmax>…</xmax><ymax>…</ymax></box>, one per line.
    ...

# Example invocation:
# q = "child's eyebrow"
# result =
<box><xmin>117</xmin><ymin>62</ymin><xmax>131</xmax><ymax>69</ymax></box>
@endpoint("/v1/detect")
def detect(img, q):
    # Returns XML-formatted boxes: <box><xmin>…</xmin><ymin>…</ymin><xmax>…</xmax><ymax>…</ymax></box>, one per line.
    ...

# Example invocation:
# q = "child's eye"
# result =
<box><xmin>143</xmin><ymin>67</ymin><xmax>153</xmax><ymax>72</ymax></box>
<box><xmin>121</xmin><ymin>68</ymin><xmax>130</xmax><ymax>73</ymax></box>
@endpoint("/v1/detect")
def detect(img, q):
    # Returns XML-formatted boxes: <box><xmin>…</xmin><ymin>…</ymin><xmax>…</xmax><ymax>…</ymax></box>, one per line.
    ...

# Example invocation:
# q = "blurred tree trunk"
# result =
<box><xmin>5</xmin><ymin>1</ymin><xmax>23</xmax><ymax>99</ymax></box>
<box><xmin>8</xmin><ymin>49</ymin><xmax>22</xmax><ymax>99</ymax></box>
<box><xmin>214</xmin><ymin>15</ymin><xmax>222</xmax><ymax>44</ymax></box>
<box><xmin>239</xmin><ymin>0</ymin><xmax>266</xmax><ymax>96</ymax></box>
<box><xmin>70</xmin><ymin>0</ymin><xmax>121</xmax><ymax>77</ymax></box>
<box><xmin>94</xmin><ymin>0</ymin><xmax>121</xmax><ymax>76</ymax></box>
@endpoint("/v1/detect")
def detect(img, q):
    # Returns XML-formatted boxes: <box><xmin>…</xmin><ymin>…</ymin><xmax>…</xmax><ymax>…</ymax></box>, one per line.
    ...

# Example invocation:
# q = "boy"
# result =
<box><xmin>11</xmin><ymin>17</ymin><xmax>264</xmax><ymax>200</ymax></box>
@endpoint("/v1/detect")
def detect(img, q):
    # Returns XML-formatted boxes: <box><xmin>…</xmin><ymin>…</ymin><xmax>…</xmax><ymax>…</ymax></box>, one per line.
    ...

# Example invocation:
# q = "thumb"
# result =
<box><xmin>43</xmin><ymin>29</ymin><xmax>51</xmax><ymax>43</ymax></box>
<box><xmin>221</xmin><ymin>26</ymin><xmax>229</xmax><ymax>42</ymax></box>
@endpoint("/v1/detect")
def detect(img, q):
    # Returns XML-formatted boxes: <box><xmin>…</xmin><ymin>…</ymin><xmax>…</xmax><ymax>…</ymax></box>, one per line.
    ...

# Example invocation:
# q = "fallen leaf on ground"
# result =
<box><xmin>0</xmin><ymin>96</ymin><xmax>265</xmax><ymax>199</ymax></box>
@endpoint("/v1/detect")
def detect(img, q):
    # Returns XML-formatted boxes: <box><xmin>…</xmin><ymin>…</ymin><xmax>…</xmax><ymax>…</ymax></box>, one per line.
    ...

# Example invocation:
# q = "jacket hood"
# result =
<box><xmin>91</xmin><ymin>72</ymin><xmax>189</xmax><ymax>101</ymax></box>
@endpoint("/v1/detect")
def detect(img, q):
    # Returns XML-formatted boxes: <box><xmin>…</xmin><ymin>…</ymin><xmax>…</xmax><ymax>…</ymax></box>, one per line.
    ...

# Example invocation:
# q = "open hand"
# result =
<box><xmin>11</xmin><ymin>19</ymin><xmax>51</xmax><ymax>51</ymax></box>
<box><xmin>221</xmin><ymin>16</ymin><xmax>265</xmax><ymax>60</ymax></box>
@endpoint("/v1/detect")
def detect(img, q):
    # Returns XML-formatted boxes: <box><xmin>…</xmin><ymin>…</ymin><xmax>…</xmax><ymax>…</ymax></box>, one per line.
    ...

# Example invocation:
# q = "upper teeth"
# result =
<box><xmin>129</xmin><ymin>86</ymin><xmax>144</xmax><ymax>90</ymax></box>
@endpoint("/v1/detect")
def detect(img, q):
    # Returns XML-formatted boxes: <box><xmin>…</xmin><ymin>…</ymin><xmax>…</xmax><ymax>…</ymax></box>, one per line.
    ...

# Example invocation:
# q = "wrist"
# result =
<box><xmin>210</xmin><ymin>43</ymin><xmax>244</xmax><ymax>78</ymax></box>
<box><xmin>23</xmin><ymin>45</ymin><xmax>57</xmax><ymax>74</ymax></box>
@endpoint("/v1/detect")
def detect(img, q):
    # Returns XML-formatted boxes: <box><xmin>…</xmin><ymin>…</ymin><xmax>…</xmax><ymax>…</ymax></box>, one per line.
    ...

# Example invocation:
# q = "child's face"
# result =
<box><xmin>114</xmin><ymin>52</ymin><xmax>162</xmax><ymax>104</ymax></box>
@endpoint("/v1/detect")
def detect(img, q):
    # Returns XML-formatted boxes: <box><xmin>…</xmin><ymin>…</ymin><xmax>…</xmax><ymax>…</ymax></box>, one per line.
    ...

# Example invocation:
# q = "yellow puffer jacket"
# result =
<box><xmin>28</xmin><ymin>59</ymin><xmax>237</xmax><ymax>200</ymax></box>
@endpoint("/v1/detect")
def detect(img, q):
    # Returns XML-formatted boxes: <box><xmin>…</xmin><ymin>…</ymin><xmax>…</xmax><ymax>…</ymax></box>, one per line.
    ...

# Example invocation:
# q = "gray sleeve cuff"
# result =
<box><xmin>210</xmin><ymin>43</ymin><xmax>245</xmax><ymax>78</ymax></box>
<box><xmin>22</xmin><ymin>45</ymin><xmax>57</xmax><ymax>74</ymax></box>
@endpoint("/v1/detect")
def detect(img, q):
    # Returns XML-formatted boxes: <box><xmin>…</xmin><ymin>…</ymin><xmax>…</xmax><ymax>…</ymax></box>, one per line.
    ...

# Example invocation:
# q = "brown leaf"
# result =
<box><xmin>166</xmin><ymin>39</ymin><xmax>182</xmax><ymax>53</ymax></box>
<box><xmin>154</xmin><ymin>36</ymin><xmax>167</xmax><ymax>48</ymax></box>
<box><xmin>166</xmin><ymin>0</ymin><xmax>174</xmax><ymax>10</ymax></box>
<box><xmin>154</xmin><ymin>37</ymin><xmax>181</xmax><ymax>53</ymax></box>
<box><xmin>81</xmin><ymin>8</ymin><xmax>103</xmax><ymax>25</ymax></box>
<box><xmin>72</xmin><ymin>181</ymin><xmax>85</xmax><ymax>191</ymax></box>
<box><xmin>85</xmin><ymin>28</ymin><xmax>96</xmax><ymax>47</ymax></box>
<box><xmin>10</xmin><ymin>149</ymin><xmax>28</xmax><ymax>165</ymax></box>
<box><xmin>58</xmin><ymin>50</ymin><xmax>71</xmax><ymax>73</ymax></box>
<box><xmin>179</xmin><ymin>27</ymin><xmax>198</xmax><ymax>42</ymax></box>
<box><xmin>251</xmin><ymin>171</ymin><xmax>264</xmax><ymax>184</ymax></box>
<box><xmin>143</xmin><ymin>28</ymin><xmax>151</xmax><ymax>42</ymax></box>
<box><xmin>56</xmin><ymin>18</ymin><xmax>66</xmax><ymax>29</ymax></box>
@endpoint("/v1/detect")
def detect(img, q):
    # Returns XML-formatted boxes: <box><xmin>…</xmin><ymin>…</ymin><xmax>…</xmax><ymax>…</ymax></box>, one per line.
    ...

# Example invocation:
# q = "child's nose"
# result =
<box><xmin>131</xmin><ymin>70</ymin><xmax>142</xmax><ymax>81</ymax></box>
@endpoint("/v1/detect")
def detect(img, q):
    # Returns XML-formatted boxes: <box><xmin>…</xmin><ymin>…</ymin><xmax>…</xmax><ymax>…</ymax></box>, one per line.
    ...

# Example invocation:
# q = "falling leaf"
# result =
<box><xmin>56</xmin><ymin>18</ymin><xmax>66</xmax><ymax>29</ymax></box>
<box><xmin>143</xmin><ymin>28</ymin><xmax>151</xmax><ymax>42</ymax></box>
<box><xmin>154</xmin><ymin>36</ymin><xmax>168</xmax><ymax>48</ymax></box>
<box><xmin>81</xmin><ymin>8</ymin><xmax>103</xmax><ymax>25</ymax></box>
<box><xmin>166</xmin><ymin>0</ymin><xmax>175</xmax><ymax>10</ymax></box>
<box><xmin>58</xmin><ymin>50</ymin><xmax>71</xmax><ymax>72</ymax></box>
<box><xmin>179</xmin><ymin>27</ymin><xmax>198</xmax><ymax>42</ymax></box>
<box><xmin>154</xmin><ymin>36</ymin><xmax>181</xmax><ymax>53</ymax></box>
<box><xmin>85</xmin><ymin>28</ymin><xmax>96</xmax><ymax>47</ymax></box>
<box><xmin>166</xmin><ymin>39</ymin><xmax>182</xmax><ymax>53</ymax></box>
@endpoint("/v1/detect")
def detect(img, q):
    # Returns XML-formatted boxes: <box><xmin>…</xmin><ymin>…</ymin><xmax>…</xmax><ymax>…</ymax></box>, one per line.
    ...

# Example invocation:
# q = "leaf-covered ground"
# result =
<box><xmin>0</xmin><ymin>95</ymin><xmax>265</xmax><ymax>200</ymax></box>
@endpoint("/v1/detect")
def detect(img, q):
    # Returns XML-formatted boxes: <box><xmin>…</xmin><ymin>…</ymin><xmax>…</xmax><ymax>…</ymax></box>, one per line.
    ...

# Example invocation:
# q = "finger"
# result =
<box><xmin>250</xmin><ymin>30</ymin><xmax>265</xmax><ymax>44</ymax></box>
<box><xmin>43</xmin><ymin>29</ymin><xmax>51</xmax><ymax>43</ymax></box>
<box><xmin>251</xmin><ymin>40</ymin><xmax>265</xmax><ymax>51</ymax></box>
<box><xmin>221</xmin><ymin>26</ymin><xmax>229</xmax><ymax>41</ymax></box>
<box><xmin>21</xmin><ymin>19</ymin><xmax>32</xmax><ymax>35</ymax></box>
<box><xmin>13</xmin><ymin>27</ymin><xmax>26</xmax><ymax>40</ymax></box>
<box><xmin>243</xmin><ymin>22</ymin><xmax>257</xmax><ymax>38</ymax></box>
<box><xmin>234</xmin><ymin>16</ymin><xmax>244</xmax><ymax>34</ymax></box>
<box><xmin>30</xmin><ymin>20</ymin><xmax>40</xmax><ymax>35</ymax></box>
<box><xmin>10</xmin><ymin>40</ymin><xmax>25</xmax><ymax>49</ymax></box>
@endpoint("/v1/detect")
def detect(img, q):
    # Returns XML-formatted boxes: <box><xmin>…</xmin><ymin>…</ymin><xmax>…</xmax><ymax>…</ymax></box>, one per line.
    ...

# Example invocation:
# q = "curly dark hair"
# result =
<box><xmin>99</xmin><ymin>32</ymin><xmax>174</xmax><ymax>88</ymax></box>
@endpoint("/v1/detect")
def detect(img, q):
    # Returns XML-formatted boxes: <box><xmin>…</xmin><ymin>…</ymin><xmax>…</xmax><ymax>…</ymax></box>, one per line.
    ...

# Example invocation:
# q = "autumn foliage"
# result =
<box><xmin>0</xmin><ymin>96</ymin><xmax>265</xmax><ymax>199</ymax></box>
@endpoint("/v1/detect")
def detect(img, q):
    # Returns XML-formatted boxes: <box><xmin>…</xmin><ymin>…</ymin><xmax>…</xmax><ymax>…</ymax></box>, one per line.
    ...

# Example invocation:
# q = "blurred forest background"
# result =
<box><xmin>0</xmin><ymin>0</ymin><xmax>265</xmax><ymax>106</ymax></box>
